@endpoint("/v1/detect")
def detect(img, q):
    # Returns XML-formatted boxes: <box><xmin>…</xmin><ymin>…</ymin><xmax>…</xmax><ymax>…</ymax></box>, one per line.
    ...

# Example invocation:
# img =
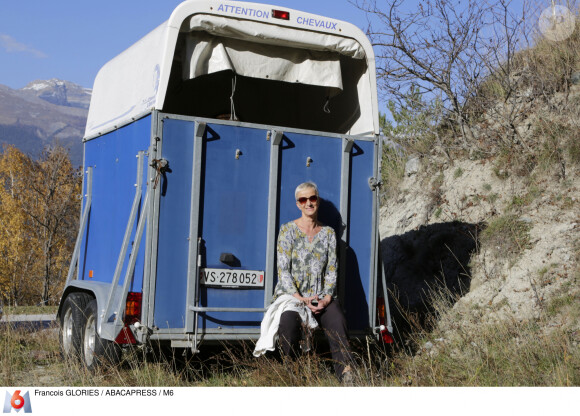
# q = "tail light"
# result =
<box><xmin>114</xmin><ymin>292</ymin><xmax>142</xmax><ymax>345</ymax></box>
<box><xmin>377</xmin><ymin>296</ymin><xmax>394</xmax><ymax>344</ymax></box>
<box><xmin>124</xmin><ymin>291</ymin><xmax>142</xmax><ymax>325</ymax></box>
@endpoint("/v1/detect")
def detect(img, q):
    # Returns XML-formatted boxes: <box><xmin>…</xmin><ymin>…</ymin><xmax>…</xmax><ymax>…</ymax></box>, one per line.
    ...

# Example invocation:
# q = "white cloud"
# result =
<box><xmin>0</xmin><ymin>33</ymin><xmax>48</xmax><ymax>58</ymax></box>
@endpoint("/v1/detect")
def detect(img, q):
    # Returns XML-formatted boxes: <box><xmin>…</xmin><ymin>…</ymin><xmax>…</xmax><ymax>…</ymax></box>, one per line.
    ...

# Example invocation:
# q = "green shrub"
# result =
<box><xmin>481</xmin><ymin>214</ymin><xmax>532</xmax><ymax>258</ymax></box>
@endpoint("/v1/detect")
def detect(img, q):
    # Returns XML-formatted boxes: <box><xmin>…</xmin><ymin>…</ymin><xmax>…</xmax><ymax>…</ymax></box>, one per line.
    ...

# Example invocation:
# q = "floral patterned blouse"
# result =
<box><xmin>272</xmin><ymin>221</ymin><xmax>338</xmax><ymax>302</ymax></box>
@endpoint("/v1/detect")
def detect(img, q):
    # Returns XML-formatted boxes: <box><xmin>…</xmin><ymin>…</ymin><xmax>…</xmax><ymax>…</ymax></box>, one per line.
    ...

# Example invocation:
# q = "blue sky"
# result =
<box><xmin>0</xmin><ymin>0</ymin><xmax>370</xmax><ymax>90</ymax></box>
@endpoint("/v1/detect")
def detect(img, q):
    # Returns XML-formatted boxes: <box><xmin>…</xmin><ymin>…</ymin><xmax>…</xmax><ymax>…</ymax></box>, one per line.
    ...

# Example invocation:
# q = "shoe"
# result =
<box><xmin>341</xmin><ymin>366</ymin><xmax>355</xmax><ymax>386</ymax></box>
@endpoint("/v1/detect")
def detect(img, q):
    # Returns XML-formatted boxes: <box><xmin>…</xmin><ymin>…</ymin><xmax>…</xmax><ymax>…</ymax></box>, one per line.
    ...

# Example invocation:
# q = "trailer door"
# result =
<box><xmin>193</xmin><ymin>122</ymin><xmax>271</xmax><ymax>332</ymax></box>
<box><xmin>153</xmin><ymin>118</ymin><xmax>271</xmax><ymax>333</ymax></box>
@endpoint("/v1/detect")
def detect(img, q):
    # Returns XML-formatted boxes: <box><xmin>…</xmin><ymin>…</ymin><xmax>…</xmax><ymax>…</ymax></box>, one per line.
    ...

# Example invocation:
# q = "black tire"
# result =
<box><xmin>81</xmin><ymin>299</ymin><xmax>121</xmax><ymax>371</ymax></box>
<box><xmin>59</xmin><ymin>292</ymin><xmax>91</xmax><ymax>359</ymax></box>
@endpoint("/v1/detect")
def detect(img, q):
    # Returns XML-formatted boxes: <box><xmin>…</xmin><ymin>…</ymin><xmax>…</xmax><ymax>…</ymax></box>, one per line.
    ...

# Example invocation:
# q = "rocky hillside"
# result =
<box><xmin>379</xmin><ymin>87</ymin><xmax>580</xmax><ymax>357</ymax></box>
<box><xmin>0</xmin><ymin>79</ymin><xmax>89</xmax><ymax>165</ymax></box>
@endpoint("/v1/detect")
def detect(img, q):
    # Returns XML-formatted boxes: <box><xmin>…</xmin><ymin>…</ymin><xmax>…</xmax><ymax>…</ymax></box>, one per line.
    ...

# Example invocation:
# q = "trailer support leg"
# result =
<box><xmin>65</xmin><ymin>167</ymin><xmax>93</xmax><ymax>286</ymax></box>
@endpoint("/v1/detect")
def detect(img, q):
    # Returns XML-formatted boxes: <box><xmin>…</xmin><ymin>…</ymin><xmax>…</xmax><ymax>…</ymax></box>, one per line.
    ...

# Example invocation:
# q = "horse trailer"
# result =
<box><xmin>58</xmin><ymin>0</ymin><xmax>393</xmax><ymax>369</ymax></box>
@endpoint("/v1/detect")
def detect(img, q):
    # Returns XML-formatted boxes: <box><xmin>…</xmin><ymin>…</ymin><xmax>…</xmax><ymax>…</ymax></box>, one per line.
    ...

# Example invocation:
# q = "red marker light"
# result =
<box><xmin>381</xmin><ymin>328</ymin><xmax>394</xmax><ymax>344</ymax></box>
<box><xmin>377</xmin><ymin>296</ymin><xmax>394</xmax><ymax>344</ymax></box>
<box><xmin>115</xmin><ymin>326</ymin><xmax>137</xmax><ymax>344</ymax></box>
<box><xmin>272</xmin><ymin>9</ymin><xmax>290</xmax><ymax>20</ymax></box>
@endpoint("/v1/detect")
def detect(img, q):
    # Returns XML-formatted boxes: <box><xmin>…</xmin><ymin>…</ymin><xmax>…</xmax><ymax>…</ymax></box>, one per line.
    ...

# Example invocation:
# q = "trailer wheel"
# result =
<box><xmin>59</xmin><ymin>292</ymin><xmax>91</xmax><ymax>358</ymax></box>
<box><xmin>81</xmin><ymin>299</ymin><xmax>121</xmax><ymax>371</ymax></box>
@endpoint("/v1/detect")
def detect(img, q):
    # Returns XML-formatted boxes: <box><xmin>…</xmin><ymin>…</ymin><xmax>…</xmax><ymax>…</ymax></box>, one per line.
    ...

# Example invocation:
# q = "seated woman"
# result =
<box><xmin>254</xmin><ymin>181</ymin><xmax>354</xmax><ymax>382</ymax></box>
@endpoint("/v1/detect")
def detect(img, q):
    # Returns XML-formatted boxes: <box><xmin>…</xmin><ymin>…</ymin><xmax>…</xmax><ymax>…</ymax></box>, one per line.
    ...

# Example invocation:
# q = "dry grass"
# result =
<box><xmin>1</xmin><ymin>324</ymin><xmax>63</xmax><ymax>386</ymax></box>
<box><xmin>0</xmin><ymin>325</ymin><xmax>357</xmax><ymax>386</ymax></box>
<box><xmin>392</xmin><ymin>318</ymin><xmax>580</xmax><ymax>386</ymax></box>
<box><xmin>384</xmin><ymin>282</ymin><xmax>580</xmax><ymax>386</ymax></box>
<box><xmin>3</xmin><ymin>286</ymin><xmax>579</xmax><ymax>387</ymax></box>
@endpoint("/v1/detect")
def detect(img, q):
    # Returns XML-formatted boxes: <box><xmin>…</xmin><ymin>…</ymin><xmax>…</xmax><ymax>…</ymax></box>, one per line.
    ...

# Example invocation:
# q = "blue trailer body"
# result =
<box><xmin>80</xmin><ymin>117</ymin><xmax>151</xmax><ymax>293</ymax></box>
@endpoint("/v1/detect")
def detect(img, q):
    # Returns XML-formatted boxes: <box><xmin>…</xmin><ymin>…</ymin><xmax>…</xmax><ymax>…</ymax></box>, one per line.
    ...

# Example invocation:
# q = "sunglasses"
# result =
<box><xmin>297</xmin><ymin>195</ymin><xmax>318</xmax><ymax>204</ymax></box>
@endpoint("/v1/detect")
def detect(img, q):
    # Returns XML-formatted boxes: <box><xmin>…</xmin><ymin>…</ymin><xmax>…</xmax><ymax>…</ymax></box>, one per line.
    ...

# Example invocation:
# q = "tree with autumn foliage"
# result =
<box><xmin>0</xmin><ymin>145</ymin><xmax>81</xmax><ymax>307</ymax></box>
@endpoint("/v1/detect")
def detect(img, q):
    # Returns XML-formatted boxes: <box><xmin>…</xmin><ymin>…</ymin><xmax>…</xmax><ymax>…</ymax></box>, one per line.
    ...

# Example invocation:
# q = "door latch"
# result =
<box><xmin>368</xmin><ymin>177</ymin><xmax>382</xmax><ymax>191</ymax></box>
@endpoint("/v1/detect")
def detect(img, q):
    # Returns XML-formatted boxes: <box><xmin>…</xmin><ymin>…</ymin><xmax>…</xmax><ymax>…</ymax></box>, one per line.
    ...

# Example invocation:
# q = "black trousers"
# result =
<box><xmin>278</xmin><ymin>300</ymin><xmax>353</xmax><ymax>377</ymax></box>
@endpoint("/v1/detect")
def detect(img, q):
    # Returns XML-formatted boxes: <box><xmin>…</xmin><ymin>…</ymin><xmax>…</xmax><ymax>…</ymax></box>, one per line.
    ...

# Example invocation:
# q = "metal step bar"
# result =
<box><xmin>189</xmin><ymin>306</ymin><xmax>267</xmax><ymax>313</ymax></box>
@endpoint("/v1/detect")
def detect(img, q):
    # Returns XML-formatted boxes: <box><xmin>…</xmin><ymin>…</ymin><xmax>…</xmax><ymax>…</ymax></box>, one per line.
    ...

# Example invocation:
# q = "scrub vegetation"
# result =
<box><xmin>376</xmin><ymin>0</ymin><xmax>580</xmax><ymax>197</ymax></box>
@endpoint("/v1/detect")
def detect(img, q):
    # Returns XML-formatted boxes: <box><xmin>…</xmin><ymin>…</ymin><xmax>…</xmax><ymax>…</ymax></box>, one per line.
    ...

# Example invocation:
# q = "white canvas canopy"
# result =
<box><xmin>84</xmin><ymin>0</ymin><xmax>379</xmax><ymax>139</ymax></box>
<box><xmin>183</xmin><ymin>32</ymin><xmax>344</xmax><ymax>94</ymax></box>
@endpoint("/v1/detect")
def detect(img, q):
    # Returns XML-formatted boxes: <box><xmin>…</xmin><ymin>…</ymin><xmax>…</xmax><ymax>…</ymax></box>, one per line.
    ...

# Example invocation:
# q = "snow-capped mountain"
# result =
<box><xmin>0</xmin><ymin>79</ymin><xmax>91</xmax><ymax>165</ymax></box>
<box><xmin>21</xmin><ymin>79</ymin><xmax>91</xmax><ymax>109</ymax></box>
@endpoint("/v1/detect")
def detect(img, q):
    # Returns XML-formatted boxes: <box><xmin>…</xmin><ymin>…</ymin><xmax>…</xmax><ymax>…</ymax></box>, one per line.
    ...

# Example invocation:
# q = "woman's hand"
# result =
<box><xmin>306</xmin><ymin>295</ymin><xmax>332</xmax><ymax>315</ymax></box>
<box><xmin>293</xmin><ymin>294</ymin><xmax>332</xmax><ymax>314</ymax></box>
<box><xmin>292</xmin><ymin>294</ymin><xmax>317</xmax><ymax>309</ymax></box>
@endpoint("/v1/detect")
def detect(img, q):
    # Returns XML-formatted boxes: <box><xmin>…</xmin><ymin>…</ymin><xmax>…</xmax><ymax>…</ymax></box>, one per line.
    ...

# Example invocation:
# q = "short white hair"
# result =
<box><xmin>295</xmin><ymin>182</ymin><xmax>319</xmax><ymax>200</ymax></box>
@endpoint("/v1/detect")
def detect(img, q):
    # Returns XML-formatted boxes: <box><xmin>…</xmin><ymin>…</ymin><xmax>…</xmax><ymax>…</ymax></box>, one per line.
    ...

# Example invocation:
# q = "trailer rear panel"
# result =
<box><xmin>152</xmin><ymin>115</ymin><xmax>377</xmax><ymax>337</ymax></box>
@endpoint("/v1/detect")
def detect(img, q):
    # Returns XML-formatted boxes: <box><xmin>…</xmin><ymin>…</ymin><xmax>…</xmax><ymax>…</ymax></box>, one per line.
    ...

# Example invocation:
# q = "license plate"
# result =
<box><xmin>199</xmin><ymin>268</ymin><xmax>265</xmax><ymax>288</ymax></box>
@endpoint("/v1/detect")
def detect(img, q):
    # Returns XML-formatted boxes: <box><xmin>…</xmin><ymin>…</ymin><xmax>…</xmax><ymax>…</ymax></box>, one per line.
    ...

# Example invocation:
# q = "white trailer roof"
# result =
<box><xmin>85</xmin><ymin>0</ymin><xmax>379</xmax><ymax>139</ymax></box>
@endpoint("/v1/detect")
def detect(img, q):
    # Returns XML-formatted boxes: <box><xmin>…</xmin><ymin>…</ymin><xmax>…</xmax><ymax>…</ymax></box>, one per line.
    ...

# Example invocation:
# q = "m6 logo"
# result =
<box><xmin>3</xmin><ymin>391</ymin><xmax>32</xmax><ymax>413</ymax></box>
